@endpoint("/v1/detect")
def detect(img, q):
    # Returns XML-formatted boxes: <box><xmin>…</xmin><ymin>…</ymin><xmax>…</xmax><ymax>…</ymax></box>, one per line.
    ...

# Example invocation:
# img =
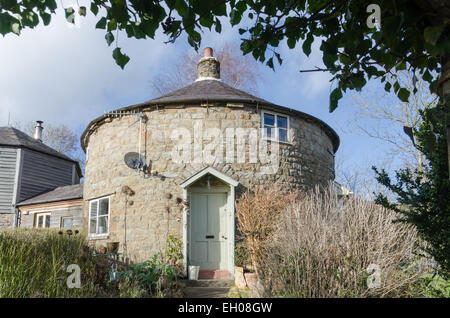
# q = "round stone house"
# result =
<box><xmin>81</xmin><ymin>48</ymin><xmax>339</xmax><ymax>278</ymax></box>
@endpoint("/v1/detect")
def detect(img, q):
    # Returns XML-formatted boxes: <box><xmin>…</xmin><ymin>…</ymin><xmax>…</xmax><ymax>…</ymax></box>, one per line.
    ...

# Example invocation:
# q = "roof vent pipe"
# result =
<box><xmin>197</xmin><ymin>47</ymin><xmax>220</xmax><ymax>81</ymax></box>
<box><xmin>33</xmin><ymin>120</ymin><xmax>43</xmax><ymax>141</ymax></box>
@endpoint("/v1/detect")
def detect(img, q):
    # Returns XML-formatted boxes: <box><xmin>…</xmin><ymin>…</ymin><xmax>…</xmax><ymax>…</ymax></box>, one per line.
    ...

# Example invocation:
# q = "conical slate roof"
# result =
<box><xmin>148</xmin><ymin>79</ymin><xmax>271</xmax><ymax>105</ymax></box>
<box><xmin>81</xmin><ymin>48</ymin><xmax>340</xmax><ymax>152</ymax></box>
<box><xmin>0</xmin><ymin>126</ymin><xmax>77</xmax><ymax>163</ymax></box>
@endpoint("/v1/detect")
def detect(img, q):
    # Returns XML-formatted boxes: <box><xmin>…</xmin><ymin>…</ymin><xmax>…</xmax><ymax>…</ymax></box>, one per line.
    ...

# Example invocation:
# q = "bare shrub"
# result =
<box><xmin>236</xmin><ymin>186</ymin><xmax>295</xmax><ymax>276</ymax></box>
<box><xmin>250</xmin><ymin>185</ymin><xmax>423</xmax><ymax>297</ymax></box>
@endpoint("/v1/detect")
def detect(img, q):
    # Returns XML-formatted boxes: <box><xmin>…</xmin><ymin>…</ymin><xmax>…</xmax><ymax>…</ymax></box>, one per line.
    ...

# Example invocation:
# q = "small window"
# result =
<box><xmin>89</xmin><ymin>197</ymin><xmax>110</xmax><ymax>236</ymax></box>
<box><xmin>35</xmin><ymin>212</ymin><xmax>51</xmax><ymax>228</ymax></box>
<box><xmin>262</xmin><ymin>111</ymin><xmax>289</xmax><ymax>142</ymax></box>
<box><xmin>61</xmin><ymin>217</ymin><xmax>73</xmax><ymax>229</ymax></box>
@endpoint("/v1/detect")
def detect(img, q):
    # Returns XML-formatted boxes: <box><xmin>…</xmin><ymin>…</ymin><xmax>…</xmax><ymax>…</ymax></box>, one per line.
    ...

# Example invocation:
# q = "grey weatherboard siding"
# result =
<box><xmin>0</xmin><ymin>126</ymin><xmax>82</xmax><ymax>228</ymax></box>
<box><xmin>18</xmin><ymin>149</ymin><xmax>76</xmax><ymax>202</ymax></box>
<box><xmin>0</xmin><ymin>147</ymin><xmax>17</xmax><ymax>214</ymax></box>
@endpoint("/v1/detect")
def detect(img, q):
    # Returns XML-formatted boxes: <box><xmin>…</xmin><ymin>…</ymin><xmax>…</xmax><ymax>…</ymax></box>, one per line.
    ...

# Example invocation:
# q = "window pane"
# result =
<box><xmin>279</xmin><ymin>129</ymin><xmax>288</xmax><ymax>142</ymax></box>
<box><xmin>38</xmin><ymin>215</ymin><xmax>43</xmax><ymax>228</ymax></box>
<box><xmin>98</xmin><ymin>216</ymin><xmax>108</xmax><ymax>234</ymax></box>
<box><xmin>62</xmin><ymin>218</ymin><xmax>73</xmax><ymax>229</ymax></box>
<box><xmin>263</xmin><ymin>125</ymin><xmax>273</xmax><ymax>138</ymax></box>
<box><xmin>90</xmin><ymin>200</ymin><xmax>98</xmax><ymax>218</ymax></box>
<box><xmin>99</xmin><ymin>198</ymin><xmax>109</xmax><ymax>216</ymax></box>
<box><xmin>45</xmin><ymin>215</ymin><xmax>51</xmax><ymax>228</ymax></box>
<box><xmin>277</xmin><ymin>116</ymin><xmax>288</xmax><ymax>129</ymax></box>
<box><xmin>89</xmin><ymin>219</ymin><xmax>97</xmax><ymax>234</ymax></box>
<box><xmin>263</xmin><ymin>113</ymin><xmax>275</xmax><ymax>126</ymax></box>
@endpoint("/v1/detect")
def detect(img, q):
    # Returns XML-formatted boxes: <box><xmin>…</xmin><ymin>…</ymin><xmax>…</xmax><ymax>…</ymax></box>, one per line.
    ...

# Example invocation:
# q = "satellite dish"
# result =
<box><xmin>124</xmin><ymin>152</ymin><xmax>145</xmax><ymax>170</ymax></box>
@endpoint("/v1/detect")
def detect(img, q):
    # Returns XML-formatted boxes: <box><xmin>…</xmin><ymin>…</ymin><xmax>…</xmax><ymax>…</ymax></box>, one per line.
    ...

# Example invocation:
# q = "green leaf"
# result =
<box><xmin>65</xmin><ymin>7</ymin><xmax>75</xmax><ymax>24</ymax></box>
<box><xmin>96</xmin><ymin>17</ymin><xmax>107</xmax><ymax>29</ymax></box>
<box><xmin>132</xmin><ymin>23</ymin><xmax>146</xmax><ymax>39</ymax></box>
<box><xmin>214</xmin><ymin>18</ymin><xmax>221</xmax><ymax>33</ymax></box>
<box><xmin>199</xmin><ymin>15</ymin><xmax>213</xmax><ymax>29</ymax></box>
<box><xmin>396</xmin><ymin>61</ymin><xmax>406</xmax><ymax>71</ymax></box>
<box><xmin>48</xmin><ymin>0</ymin><xmax>57</xmax><ymax>11</ymax></box>
<box><xmin>174</xmin><ymin>0</ymin><xmax>188</xmax><ymax>16</ymax></box>
<box><xmin>230</xmin><ymin>9</ymin><xmax>242</xmax><ymax>26</ymax></box>
<box><xmin>351</xmin><ymin>76</ymin><xmax>366</xmax><ymax>91</ymax></box>
<box><xmin>397</xmin><ymin>88</ymin><xmax>410</xmax><ymax>102</ymax></box>
<box><xmin>40</xmin><ymin>12</ymin><xmax>51</xmax><ymax>26</ymax></box>
<box><xmin>11</xmin><ymin>22</ymin><xmax>20</xmax><ymax>35</ymax></box>
<box><xmin>79</xmin><ymin>6</ymin><xmax>87</xmax><ymax>17</ymax></box>
<box><xmin>212</xmin><ymin>3</ymin><xmax>227</xmax><ymax>16</ymax></box>
<box><xmin>329</xmin><ymin>87</ymin><xmax>342</xmax><ymax>112</ymax></box>
<box><xmin>424</xmin><ymin>26</ymin><xmax>444</xmax><ymax>46</ymax></box>
<box><xmin>393</xmin><ymin>81</ymin><xmax>400</xmax><ymax>93</ymax></box>
<box><xmin>90</xmin><ymin>3</ymin><xmax>99</xmax><ymax>16</ymax></box>
<box><xmin>302</xmin><ymin>33</ymin><xmax>313</xmax><ymax>57</ymax></box>
<box><xmin>274</xmin><ymin>52</ymin><xmax>282</xmax><ymax>65</ymax></box>
<box><xmin>266</xmin><ymin>57</ymin><xmax>274</xmax><ymax>70</ymax></box>
<box><xmin>384</xmin><ymin>82</ymin><xmax>392</xmax><ymax>92</ymax></box>
<box><xmin>238</xmin><ymin>28</ymin><xmax>246</xmax><ymax>35</ymax></box>
<box><xmin>236</xmin><ymin>1</ymin><xmax>247</xmax><ymax>13</ymax></box>
<box><xmin>105</xmin><ymin>32</ymin><xmax>115</xmax><ymax>46</ymax></box>
<box><xmin>112</xmin><ymin>48</ymin><xmax>130</xmax><ymax>69</ymax></box>
<box><xmin>422</xmin><ymin>70</ymin><xmax>433</xmax><ymax>83</ymax></box>
<box><xmin>287</xmin><ymin>37</ymin><xmax>296</xmax><ymax>49</ymax></box>
<box><xmin>107</xmin><ymin>19</ymin><xmax>118</xmax><ymax>31</ymax></box>
<box><xmin>141</xmin><ymin>20</ymin><xmax>158</xmax><ymax>39</ymax></box>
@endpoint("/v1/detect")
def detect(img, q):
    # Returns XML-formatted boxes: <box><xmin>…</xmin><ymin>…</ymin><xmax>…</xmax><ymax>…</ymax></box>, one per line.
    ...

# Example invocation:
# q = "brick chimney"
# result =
<box><xmin>197</xmin><ymin>47</ymin><xmax>220</xmax><ymax>80</ymax></box>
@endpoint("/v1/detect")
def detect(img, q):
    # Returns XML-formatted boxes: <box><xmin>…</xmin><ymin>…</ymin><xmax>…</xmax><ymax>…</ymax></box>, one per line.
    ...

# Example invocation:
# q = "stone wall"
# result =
<box><xmin>0</xmin><ymin>213</ymin><xmax>14</xmax><ymax>229</ymax></box>
<box><xmin>83</xmin><ymin>104</ymin><xmax>335</xmax><ymax>262</ymax></box>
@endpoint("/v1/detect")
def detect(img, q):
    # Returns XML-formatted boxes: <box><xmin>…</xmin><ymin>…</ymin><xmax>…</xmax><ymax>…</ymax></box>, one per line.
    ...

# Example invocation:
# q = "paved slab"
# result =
<box><xmin>183</xmin><ymin>287</ymin><xmax>230</xmax><ymax>298</ymax></box>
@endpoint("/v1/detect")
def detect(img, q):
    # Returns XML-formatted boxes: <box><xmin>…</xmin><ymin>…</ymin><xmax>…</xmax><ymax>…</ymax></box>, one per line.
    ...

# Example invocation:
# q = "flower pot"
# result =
<box><xmin>234</xmin><ymin>266</ymin><xmax>247</xmax><ymax>288</ymax></box>
<box><xmin>244</xmin><ymin>272</ymin><xmax>258</xmax><ymax>289</ymax></box>
<box><xmin>188</xmin><ymin>265</ymin><xmax>200</xmax><ymax>280</ymax></box>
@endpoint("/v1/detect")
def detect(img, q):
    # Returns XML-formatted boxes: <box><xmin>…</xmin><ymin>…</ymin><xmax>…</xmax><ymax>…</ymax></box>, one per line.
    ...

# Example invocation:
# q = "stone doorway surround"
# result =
<box><xmin>180</xmin><ymin>166</ymin><xmax>239</xmax><ymax>279</ymax></box>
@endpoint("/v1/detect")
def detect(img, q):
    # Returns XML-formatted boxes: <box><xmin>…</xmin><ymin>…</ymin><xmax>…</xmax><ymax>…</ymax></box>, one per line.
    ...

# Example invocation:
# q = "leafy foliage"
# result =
<box><xmin>117</xmin><ymin>253</ymin><xmax>180</xmax><ymax>297</ymax></box>
<box><xmin>234</xmin><ymin>239</ymin><xmax>251</xmax><ymax>268</ymax></box>
<box><xmin>373</xmin><ymin>109</ymin><xmax>450</xmax><ymax>279</ymax></box>
<box><xmin>1</xmin><ymin>1</ymin><xmax>448</xmax><ymax>111</ymax></box>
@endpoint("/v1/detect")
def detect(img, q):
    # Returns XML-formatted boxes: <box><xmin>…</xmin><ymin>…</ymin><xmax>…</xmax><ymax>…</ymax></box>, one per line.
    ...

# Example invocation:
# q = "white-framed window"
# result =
<box><xmin>88</xmin><ymin>196</ymin><xmax>110</xmax><ymax>236</ymax></box>
<box><xmin>61</xmin><ymin>217</ymin><xmax>74</xmax><ymax>229</ymax></box>
<box><xmin>35</xmin><ymin>212</ymin><xmax>51</xmax><ymax>228</ymax></box>
<box><xmin>261</xmin><ymin>111</ymin><xmax>290</xmax><ymax>143</ymax></box>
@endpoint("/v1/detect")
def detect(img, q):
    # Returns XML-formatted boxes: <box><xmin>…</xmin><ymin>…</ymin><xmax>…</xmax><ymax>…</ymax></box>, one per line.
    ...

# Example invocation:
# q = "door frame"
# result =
<box><xmin>180</xmin><ymin>167</ymin><xmax>238</xmax><ymax>279</ymax></box>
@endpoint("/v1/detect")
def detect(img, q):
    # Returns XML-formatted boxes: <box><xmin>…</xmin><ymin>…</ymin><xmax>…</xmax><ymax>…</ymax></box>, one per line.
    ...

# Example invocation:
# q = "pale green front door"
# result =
<box><xmin>190</xmin><ymin>192</ymin><xmax>228</xmax><ymax>270</ymax></box>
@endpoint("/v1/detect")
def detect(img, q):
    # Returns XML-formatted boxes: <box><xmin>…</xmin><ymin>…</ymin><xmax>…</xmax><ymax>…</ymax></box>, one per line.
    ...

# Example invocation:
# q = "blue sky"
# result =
<box><xmin>0</xmin><ymin>3</ymin><xmax>403</xmax><ymax>184</ymax></box>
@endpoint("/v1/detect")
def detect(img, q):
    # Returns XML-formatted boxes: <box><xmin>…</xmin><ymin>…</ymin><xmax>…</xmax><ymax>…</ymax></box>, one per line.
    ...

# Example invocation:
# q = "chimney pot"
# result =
<box><xmin>203</xmin><ymin>47</ymin><xmax>213</xmax><ymax>57</ymax></box>
<box><xmin>33</xmin><ymin>120</ymin><xmax>43</xmax><ymax>141</ymax></box>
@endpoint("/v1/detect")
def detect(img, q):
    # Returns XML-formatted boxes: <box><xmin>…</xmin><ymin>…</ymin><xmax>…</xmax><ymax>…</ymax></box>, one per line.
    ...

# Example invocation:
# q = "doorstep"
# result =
<box><xmin>198</xmin><ymin>270</ymin><xmax>231</xmax><ymax>280</ymax></box>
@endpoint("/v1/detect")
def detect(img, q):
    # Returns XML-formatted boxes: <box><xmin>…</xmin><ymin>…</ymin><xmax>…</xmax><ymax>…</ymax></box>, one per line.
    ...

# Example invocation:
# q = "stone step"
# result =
<box><xmin>183</xmin><ymin>287</ymin><xmax>231</xmax><ymax>298</ymax></box>
<box><xmin>180</xmin><ymin>279</ymin><xmax>234</xmax><ymax>288</ymax></box>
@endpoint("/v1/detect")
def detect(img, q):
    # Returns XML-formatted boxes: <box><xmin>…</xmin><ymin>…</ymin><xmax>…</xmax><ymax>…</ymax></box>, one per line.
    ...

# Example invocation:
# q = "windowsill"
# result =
<box><xmin>88</xmin><ymin>234</ymin><xmax>109</xmax><ymax>240</ymax></box>
<box><xmin>261</xmin><ymin>137</ymin><xmax>293</xmax><ymax>146</ymax></box>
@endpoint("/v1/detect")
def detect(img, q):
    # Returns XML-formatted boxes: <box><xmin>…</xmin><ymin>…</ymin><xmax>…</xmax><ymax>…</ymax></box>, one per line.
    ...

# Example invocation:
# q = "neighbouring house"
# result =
<box><xmin>0</xmin><ymin>122</ymin><xmax>82</xmax><ymax>228</ymax></box>
<box><xmin>17</xmin><ymin>184</ymin><xmax>83</xmax><ymax>229</ymax></box>
<box><xmin>80</xmin><ymin>47</ymin><xmax>340</xmax><ymax>279</ymax></box>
